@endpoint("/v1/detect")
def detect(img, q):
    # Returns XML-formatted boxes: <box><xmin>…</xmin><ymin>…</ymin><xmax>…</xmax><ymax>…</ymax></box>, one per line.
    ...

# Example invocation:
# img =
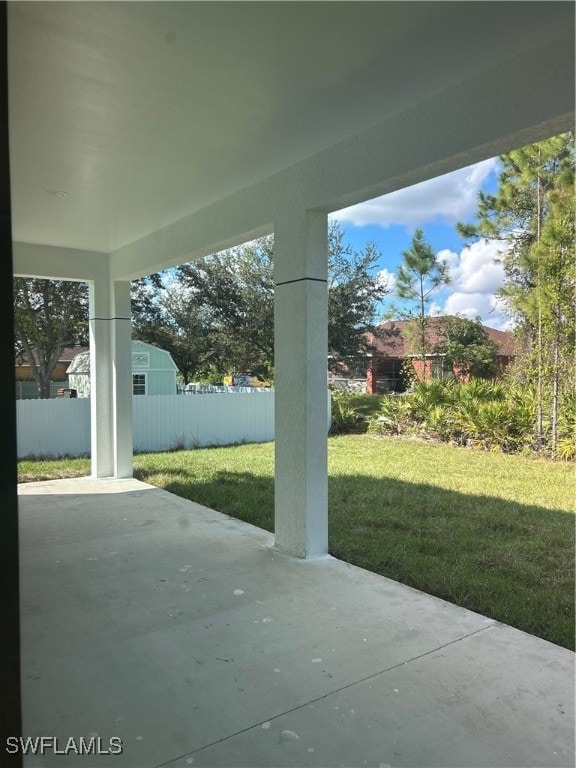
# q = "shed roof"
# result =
<box><xmin>66</xmin><ymin>340</ymin><xmax>178</xmax><ymax>374</ymax></box>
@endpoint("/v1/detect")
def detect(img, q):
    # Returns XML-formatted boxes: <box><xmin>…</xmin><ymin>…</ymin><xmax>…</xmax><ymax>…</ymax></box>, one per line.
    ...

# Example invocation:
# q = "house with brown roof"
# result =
<box><xmin>15</xmin><ymin>344</ymin><xmax>90</xmax><ymax>399</ymax></box>
<box><xmin>15</xmin><ymin>345</ymin><xmax>89</xmax><ymax>382</ymax></box>
<box><xmin>364</xmin><ymin>317</ymin><xmax>515</xmax><ymax>393</ymax></box>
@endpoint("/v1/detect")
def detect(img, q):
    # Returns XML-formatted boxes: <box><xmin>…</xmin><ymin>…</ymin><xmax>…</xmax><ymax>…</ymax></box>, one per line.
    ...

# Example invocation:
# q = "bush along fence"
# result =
<box><xmin>16</xmin><ymin>391</ymin><xmax>276</xmax><ymax>458</ymax></box>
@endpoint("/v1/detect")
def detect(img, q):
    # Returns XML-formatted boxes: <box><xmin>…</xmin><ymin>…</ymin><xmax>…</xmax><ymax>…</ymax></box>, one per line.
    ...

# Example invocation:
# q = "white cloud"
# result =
<box><xmin>443</xmin><ymin>292</ymin><xmax>493</xmax><ymax>320</ymax></box>
<box><xmin>332</xmin><ymin>158</ymin><xmax>499</xmax><ymax>229</ymax></box>
<box><xmin>439</xmin><ymin>239</ymin><xmax>507</xmax><ymax>294</ymax></box>
<box><xmin>435</xmin><ymin>248</ymin><xmax>459</xmax><ymax>271</ymax></box>
<box><xmin>442</xmin><ymin>293</ymin><xmax>513</xmax><ymax>331</ymax></box>
<box><xmin>434</xmin><ymin>239</ymin><xmax>512</xmax><ymax>330</ymax></box>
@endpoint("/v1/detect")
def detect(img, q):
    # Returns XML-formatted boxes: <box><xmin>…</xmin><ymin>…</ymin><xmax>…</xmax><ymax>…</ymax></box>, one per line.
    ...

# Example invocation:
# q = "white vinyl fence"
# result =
<box><xmin>16</xmin><ymin>391</ymin><xmax>276</xmax><ymax>459</ymax></box>
<box><xmin>17</xmin><ymin>398</ymin><xmax>91</xmax><ymax>458</ymax></box>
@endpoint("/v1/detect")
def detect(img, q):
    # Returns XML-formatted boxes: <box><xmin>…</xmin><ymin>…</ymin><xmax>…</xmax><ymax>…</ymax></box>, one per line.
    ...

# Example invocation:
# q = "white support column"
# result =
<box><xmin>88</xmin><ymin>274</ymin><xmax>132</xmax><ymax>479</ymax></box>
<box><xmin>274</xmin><ymin>209</ymin><xmax>328</xmax><ymax>558</ymax></box>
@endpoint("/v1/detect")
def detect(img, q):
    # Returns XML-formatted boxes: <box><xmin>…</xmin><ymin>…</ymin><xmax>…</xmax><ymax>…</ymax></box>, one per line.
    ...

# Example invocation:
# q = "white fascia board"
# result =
<box><xmin>300</xmin><ymin>33</ymin><xmax>575</xmax><ymax>215</ymax></box>
<box><xmin>13</xmin><ymin>242</ymin><xmax>109</xmax><ymax>282</ymax></box>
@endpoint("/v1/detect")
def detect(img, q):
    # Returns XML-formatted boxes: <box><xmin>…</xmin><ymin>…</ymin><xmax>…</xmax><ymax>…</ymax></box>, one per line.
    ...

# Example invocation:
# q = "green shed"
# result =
<box><xmin>66</xmin><ymin>340</ymin><xmax>178</xmax><ymax>397</ymax></box>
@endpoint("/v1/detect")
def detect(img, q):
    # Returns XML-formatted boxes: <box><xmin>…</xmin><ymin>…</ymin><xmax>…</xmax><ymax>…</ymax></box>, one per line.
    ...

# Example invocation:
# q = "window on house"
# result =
<box><xmin>376</xmin><ymin>359</ymin><xmax>407</xmax><ymax>393</ymax></box>
<box><xmin>431</xmin><ymin>358</ymin><xmax>453</xmax><ymax>380</ymax></box>
<box><xmin>133</xmin><ymin>374</ymin><xmax>146</xmax><ymax>395</ymax></box>
<box><xmin>378</xmin><ymin>360</ymin><xmax>403</xmax><ymax>379</ymax></box>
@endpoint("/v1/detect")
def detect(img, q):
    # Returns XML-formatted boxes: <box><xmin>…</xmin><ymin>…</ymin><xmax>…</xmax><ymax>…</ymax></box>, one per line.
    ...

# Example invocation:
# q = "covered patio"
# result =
<box><xmin>9</xmin><ymin>1</ymin><xmax>575</xmax><ymax>557</ymax></box>
<box><xmin>3</xmin><ymin>2</ymin><xmax>575</xmax><ymax>766</ymax></box>
<box><xmin>19</xmin><ymin>477</ymin><xmax>574</xmax><ymax>767</ymax></box>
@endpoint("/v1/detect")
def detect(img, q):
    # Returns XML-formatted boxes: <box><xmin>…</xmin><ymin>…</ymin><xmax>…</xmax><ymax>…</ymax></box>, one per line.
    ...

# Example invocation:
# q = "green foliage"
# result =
<box><xmin>173</xmin><ymin>222</ymin><xmax>390</xmax><ymax>379</ymax></box>
<box><xmin>394</xmin><ymin>229</ymin><xmax>451</xmax><ymax>376</ymax></box>
<box><xmin>433</xmin><ymin>315</ymin><xmax>499</xmax><ymax>379</ymax></box>
<box><xmin>132</xmin><ymin>276</ymin><xmax>219</xmax><ymax>384</ymax></box>
<box><xmin>330</xmin><ymin>390</ymin><xmax>363</xmax><ymax>434</ymax></box>
<box><xmin>176</xmin><ymin>237</ymin><xmax>276</xmax><ymax>378</ymax></box>
<box><xmin>327</xmin><ymin>224</ymin><xmax>391</xmax><ymax>369</ymax></box>
<box><xmin>556</xmin><ymin>436</ymin><xmax>576</xmax><ymax>462</ymax></box>
<box><xmin>13</xmin><ymin>278</ymin><xmax>89</xmax><ymax>398</ymax></box>
<box><xmin>368</xmin><ymin>379</ymin><xmax>569</xmax><ymax>456</ymax></box>
<box><xmin>395</xmin><ymin>229</ymin><xmax>451</xmax><ymax>310</ymax></box>
<box><xmin>457</xmin><ymin>132</ymin><xmax>575</xmax><ymax>455</ymax></box>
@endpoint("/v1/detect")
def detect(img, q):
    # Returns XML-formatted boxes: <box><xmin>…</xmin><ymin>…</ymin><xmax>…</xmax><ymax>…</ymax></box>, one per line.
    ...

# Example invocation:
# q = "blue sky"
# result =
<box><xmin>329</xmin><ymin>157</ymin><xmax>512</xmax><ymax>330</ymax></box>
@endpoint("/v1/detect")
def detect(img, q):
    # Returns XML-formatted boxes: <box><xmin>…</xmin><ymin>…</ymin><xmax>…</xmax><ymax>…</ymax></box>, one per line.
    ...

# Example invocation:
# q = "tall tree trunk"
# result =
<box><xmin>38</xmin><ymin>368</ymin><xmax>51</xmax><ymax>399</ymax></box>
<box><xmin>535</xmin><ymin>168</ymin><xmax>543</xmax><ymax>446</ymax></box>
<box><xmin>551</xmin><ymin>331</ymin><xmax>560</xmax><ymax>454</ymax></box>
<box><xmin>420</xmin><ymin>277</ymin><xmax>426</xmax><ymax>380</ymax></box>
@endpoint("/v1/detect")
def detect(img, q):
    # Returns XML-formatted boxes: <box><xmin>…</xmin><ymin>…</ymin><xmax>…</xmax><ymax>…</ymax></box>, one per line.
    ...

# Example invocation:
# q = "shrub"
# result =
<box><xmin>368</xmin><ymin>378</ymin><xmax>568</xmax><ymax>457</ymax></box>
<box><xmin>330</xmin><ymin>391</ymin><xmax>362</xmax><ymax>434</ymax></box>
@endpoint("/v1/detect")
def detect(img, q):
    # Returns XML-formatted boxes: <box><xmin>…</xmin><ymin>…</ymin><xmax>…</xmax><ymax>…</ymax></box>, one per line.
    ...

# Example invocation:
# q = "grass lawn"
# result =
<box><xmin>18</xmin><ymin>436</ymin><xmax>575</xmax><ymax>650</ymax></box>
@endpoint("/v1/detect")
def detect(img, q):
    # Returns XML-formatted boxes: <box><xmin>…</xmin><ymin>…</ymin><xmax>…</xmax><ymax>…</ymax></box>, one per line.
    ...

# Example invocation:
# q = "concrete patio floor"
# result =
<box><xmin>18</xmin><ymin>477</ymin><xmax>574</xmax><ymax>768</ymax></box>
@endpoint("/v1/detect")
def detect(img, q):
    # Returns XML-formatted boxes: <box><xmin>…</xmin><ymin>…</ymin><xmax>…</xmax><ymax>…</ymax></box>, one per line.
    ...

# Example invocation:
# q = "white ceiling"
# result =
<box><xmin>8</xmin><ymin>2</ymin><xmax>575</xmax><ymax>254</ymax></box>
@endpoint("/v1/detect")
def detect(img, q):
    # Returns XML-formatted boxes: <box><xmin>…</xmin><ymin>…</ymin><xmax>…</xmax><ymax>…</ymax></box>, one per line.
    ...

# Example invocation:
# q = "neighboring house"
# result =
<box><xmin>364</xmin><ymin>318</ymin><xmax>515</xmax><ymax>394</ymax></box>
<box><xmin>15</xmin><ymin>344</ymin><xmax>90</xmax><ymax>398</ymax></box>
<box><xmin>67</xmin><ymin>340</ymin><xmax>178</xmax><ymax>397</ymax></box>
<box><xmin>15</xmin><ymin>345</ymin><xmax>89</xmax><ymax>382</ymax></box>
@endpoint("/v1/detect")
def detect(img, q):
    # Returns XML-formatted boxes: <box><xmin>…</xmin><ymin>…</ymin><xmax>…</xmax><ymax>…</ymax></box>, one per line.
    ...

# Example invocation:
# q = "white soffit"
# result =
<box><xmin>8</xmin><ymin>1</ymin><xmax>575</xmax><ymax>254</ymax></box>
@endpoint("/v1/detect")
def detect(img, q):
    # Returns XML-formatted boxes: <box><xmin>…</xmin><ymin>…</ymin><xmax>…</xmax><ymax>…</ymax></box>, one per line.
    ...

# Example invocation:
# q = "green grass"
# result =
<box><xmin>346</xmin><ymin>392</ymin><xmax>387</xmax><ymax>418</ymax></box>
<box><xmin>18</xmin><ymin>455</ymin><xmax>91</xmax><ymax>482</ymax></box>
<box><xmin>18</xmin><ymin>436</ymin><xmax>575</xmax><ymax>649</ymax></box>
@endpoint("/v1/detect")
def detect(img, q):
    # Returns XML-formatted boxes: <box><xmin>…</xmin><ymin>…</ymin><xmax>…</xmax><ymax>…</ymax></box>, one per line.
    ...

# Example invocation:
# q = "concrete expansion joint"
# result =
<box><xmin>275</xmin><ymin>276</ymin><xmax>327</xmax><ymax>287</ymax></box>
<box><xmin>153</xmin><ymin>624</ymin><xmax>499</xmax><ymax>768</ymax></box>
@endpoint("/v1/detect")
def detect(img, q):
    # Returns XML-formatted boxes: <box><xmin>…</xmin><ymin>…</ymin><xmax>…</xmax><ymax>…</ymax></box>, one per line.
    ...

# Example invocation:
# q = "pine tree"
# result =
<box><xmin>395</xmin><ymin>229</ymin><xmax>451</xmax><ymax>379</ymax></box>
<box><xmin>458</xmin><ymin>132</ymin><xmax>575</xmax><ymax>453</ymax></box>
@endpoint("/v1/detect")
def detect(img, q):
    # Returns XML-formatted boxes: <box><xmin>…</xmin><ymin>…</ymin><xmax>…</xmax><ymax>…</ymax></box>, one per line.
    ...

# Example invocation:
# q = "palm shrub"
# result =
<box><xmin>449</xmin><ymin>381</ymin><xmax>534</xmax><ymax>451</ymax></box>
<box><xmin>369</xmin><ymin>380</ymin><xmax>456</xmax><ymax>439</ymax></box>
<box><xmin>330</xmin><ymin>390</ymin><xmax>362</xmax><ymax>434</ymax></box>
<box><xmin>410</xmin><ymin>379</ymin><xmax>456</xmax><ymax>410</ymax></box>
<box><xmin>422</xmin><ymin>404</ymin><xmax>456</xmax><ymax>441</ymax></box>
<box><xmin>405</xmin><ymin>380</ymin><xmax>456</xmax><ymax>438</ymax></box>
<box><xmin>368</xmin><ymin>394</ymin><xmax>415</xmax><ymax>436</ymax></box>
<box><xmin>454</xmin><ymin>378</ymin><xmax>505</xmax><ymax>404</ymax></box>
<box><xmin>458</xmin><ymin>400</ymin><xmax>518</xmax><ymax>451</ymax></box>
<box><xmin>369</xmin><ymin>378</ymin><xmax>554</xmax><ymax>455</ymax></box>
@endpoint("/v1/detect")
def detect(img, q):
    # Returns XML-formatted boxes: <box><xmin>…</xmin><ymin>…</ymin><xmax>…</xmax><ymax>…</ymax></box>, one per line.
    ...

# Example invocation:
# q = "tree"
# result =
<box><xmin>394</xmin><ymin>229</ymin><xmax>451</xmax><ymax>379</ymax></box>
<box><xmin>530</xmin><ymin>174</ymin><xmax>575</xmax><ymax>450</ymax></box>
<box><xmin>457</xmin><ymin>132</ymin><xmax>575</xmax><ymax>452</ymax></box>
<box><xmin>176</xmin><ymin>222</ymin><xmax>390</xmax><ymax>377</ymax></box>
<box><xmin>132</xmin><ymin>277</ymin><xmax>220</xmax><ymax>385</ymax></box>
<box><xmin>327</xmin><ymin>223</ymin><xmax>391</xmax><ymax>372</ymax></box>
<box><xmin>131</xmin><ymin>273</ymin><xmax>165</xmax><ymax>331</ymax></box>
<box><xmin>177</xmin><ymin>236</ymin><xmax>275</xmax><ymax>377</ymax></box>
<box><xmin>434</xmin><ymin>316</ymin><xmax>498</xmax><ymax>379</ymax></box>
<box><xmin>14</xmin><ymin>278</ymin><xmax>88</xmax><ymax>398</ymax></box>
